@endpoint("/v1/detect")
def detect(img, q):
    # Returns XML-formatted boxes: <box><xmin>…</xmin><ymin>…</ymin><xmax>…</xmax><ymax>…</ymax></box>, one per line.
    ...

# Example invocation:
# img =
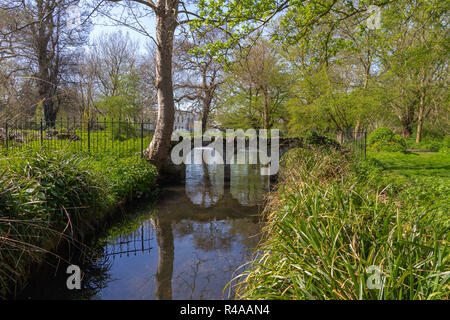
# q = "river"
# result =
<box><xmin>19</xmin><ymin>150</ymin><xmax>270</xmax><ymax>300</ymax></box>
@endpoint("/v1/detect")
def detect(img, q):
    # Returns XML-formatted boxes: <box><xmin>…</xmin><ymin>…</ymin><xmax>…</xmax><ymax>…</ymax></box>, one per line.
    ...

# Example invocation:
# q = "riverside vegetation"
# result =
<box><xmin>1</xmin><ymin>130</ymin><xmax>448</xmax><ymax>300</ymax></box>
<box><xmin>0</xmin><ymin>149</ymin><xmax>158</xmax><ymax>299</ymax></box>
<box><xmin>235</xmin><ymin>145</ymin><xmax>449</xmax><ymax>300</ymax></box>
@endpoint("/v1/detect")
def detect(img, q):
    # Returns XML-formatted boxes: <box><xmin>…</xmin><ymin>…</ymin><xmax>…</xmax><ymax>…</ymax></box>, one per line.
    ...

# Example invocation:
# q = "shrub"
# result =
<box><xmin>439</xmin><ymin>136</ymin><xmax>450</xmax><ymax>153</ymax></box>
<box><xmin>367</xmin><ymin>127</ymin><xmax>394</xmax><ymax>145</ymax></box>
<box><xmin>444</xmin><ymin>136</ymin><xmax>450</xmax><ymax>148</ymax></box>
<box><xmin>90</xmin><ymin>154</ymin><xmax>158</xmax><ymax>201</ymax></box>
<box><xmin>367</xmin><ymin>127</ymin><xmax>406</xmax><ymax>152</ymax></box>
<box><xmin>0</xmin><ymin>151</ymin><xmax>109</xmax><ymax>298</ymax></box>
<box><xmin>405</xmin><ymin>137</ymin><xmax>444</xmax><ymax>152</ymax></box>
<box><xmin>439</xmin><ymin>146</ymin><xmax>450</xmax><ymax>154</ymax></box>
<box><xmin>304</xmin><ymin>130</ymin><xmax>341</xmax><ymax>150</ymax></box>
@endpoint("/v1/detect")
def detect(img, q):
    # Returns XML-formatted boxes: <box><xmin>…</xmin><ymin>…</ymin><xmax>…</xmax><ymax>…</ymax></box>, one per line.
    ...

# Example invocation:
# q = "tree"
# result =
<box><xmin>1</xmin><ymin>0</ymin><xmax>90</xmax><ymax>127</ymax></box>
<box><xmin>173</xmin><ymin>27</ymin><xmax>225</xmax><ymax>132</ymax></box>
<box><xmin>378</xmin><ymin>0</ymin><xmax>449</xmax><ymax>139</ymax></box>
<box><xmin>286</xmin><ymin>65</ymin><xmax>380</xmax><ymax>135</ymax></box>
<box><xmin>82</xmin><ymin>31</ymin><xmax>146</xmax><ymax>119</ymax></box>
<box><xmin>215</xmin><ymin>39</ymin><xmax>290</xmax><ymax>131</ymax></box>
<box><xmin>103</xmin><ymin>0</ymin><xmax>198</xmax><ymax>169</ymax></box>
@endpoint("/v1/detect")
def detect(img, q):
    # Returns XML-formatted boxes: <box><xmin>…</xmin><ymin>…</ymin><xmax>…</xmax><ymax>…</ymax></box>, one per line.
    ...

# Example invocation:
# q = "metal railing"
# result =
<box><xmin>1</xmin><ymin>119</ymin><xmax>367</xmax><ymax>159</ymax></box>
<box><xmin>334</xmin><ymin>129</ymin><xmax>367</xmax><ymax>159</ymax></box>
<box><xmin>0</xmin><ymin>118</ymin><xmax>154</xmax><ymax>157</ymax></box>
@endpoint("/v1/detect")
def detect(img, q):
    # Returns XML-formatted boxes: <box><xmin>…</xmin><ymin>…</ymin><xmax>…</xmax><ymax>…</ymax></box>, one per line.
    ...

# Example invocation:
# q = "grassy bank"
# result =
<box><xmin>0</xmin><ymin>150</ymin><xmax>158</xmax><ymax>299</ymax></box>
<box><xmin>236</xmin><ymin>148</ymin><xmax>449</xmax><ymax>299</ymax></box>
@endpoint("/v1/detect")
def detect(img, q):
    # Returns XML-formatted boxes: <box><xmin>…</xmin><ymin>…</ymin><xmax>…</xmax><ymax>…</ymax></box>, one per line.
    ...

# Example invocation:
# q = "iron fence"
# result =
<box><xmin>334</xmin><ymin>129</ymin><xmax>367</xmax><ymax>159</ymax></box>
<box><xmin>0</xmin><ymin>119</ymin><xmax>367</xmax><ymax>159</ymax></box>
<box><xmin>317</xmin><ymin>129</ymin><xmax>367</xmax><ymax>159</ymax></box>
<box><xmin>0</xmin><ymin>118</ymin><xmax>154</xmax><ymax>157</ymax></box>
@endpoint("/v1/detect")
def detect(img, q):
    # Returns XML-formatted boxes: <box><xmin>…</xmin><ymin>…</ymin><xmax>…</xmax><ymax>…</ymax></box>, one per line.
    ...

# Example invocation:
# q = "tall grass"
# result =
<box><xmin>235</xmin><ymin>148</ymin><xmax>449</xmax><ymax>300</ymax></box>
<box><xmin>0</xmin><ymin>149</ymin><xmax>158</xmax><ymax>299</ymax></box>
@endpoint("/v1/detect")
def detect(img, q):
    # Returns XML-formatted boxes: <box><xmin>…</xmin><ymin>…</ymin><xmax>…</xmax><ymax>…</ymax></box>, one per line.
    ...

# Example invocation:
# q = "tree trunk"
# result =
<box><xmin>354</xmin><ymin>119</ymin><xmax>360</xmax><ymax>140</ymax></box>
<box><xmin>35</xmin><ymin>0</ymin><xmax>59</xmax><ymax>128</ymax></box>
<box><xmin>38</xmin><ymin>66</ymin><xmax>59</xmax><ymax>128</ymax></box>
<box><xmin>400</xmin><ymin>105</ymin><xmax>415</xmax><ymax>138</ymax></box>
<box><xmin>354</xmin><ymin>43</ymin><xmax>371</xmax><ymax>139</ymax></box>
<box><xmin>416</xmin><ymin>111</ymin><xmax>423</xmax><ymax>143</ymax></box>
<box><xmin>154</xmin><ymin>217</ymin><xmax>174</xmax><ymax>300</ymax></box>
<box><xmin>201</xmin><ymin>94</ymin><xmax>212</xmax><ymax>133</ymax></box>
<box><xmin>262</xmin><ymin>87</ymin><xmax>269</xmax><ymax>130</ymax></box>
<box><xmin>144</xmin><ymin>1</ymin><xmax>178</xmax><ymax>169</ymax></box>
<box><xmin>401</xmin><ymin>120</ymin><xmax>413</xmax><ymax>138</ymax></box>
<box><xmin>201</xmin><ymin>105</ymin><xmax>209</xmax><ymax>133</ymax></box>
<box><xmin>43</xmin><ymin>99</ymin><xmax>58</xmax><ymax>127</ymax></box>
<box><xmin>416</xmin><ymin>92</ymin><xmax>426</xmax><ymax>143</ymax></box>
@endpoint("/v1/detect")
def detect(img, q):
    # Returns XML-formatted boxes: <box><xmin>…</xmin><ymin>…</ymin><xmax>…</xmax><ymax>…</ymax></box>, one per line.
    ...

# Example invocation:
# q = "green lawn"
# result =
<box><xmin>368</xmin><ymin>151</ymin><xmax>449</xmax><ymax>215</ymax></box>
<box><xmin>1</xmin><ymin>129</ymin><xmax>153</xmax><ymax>157</ymax></box>
<box><xmin>368</xmin><ymin>151</ymin><xmax>450</xmax><ymax>178</ymax></box>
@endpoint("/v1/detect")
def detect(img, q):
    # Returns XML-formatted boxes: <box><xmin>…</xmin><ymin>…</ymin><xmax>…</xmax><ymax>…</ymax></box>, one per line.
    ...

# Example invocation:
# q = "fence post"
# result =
<box><xmin>141</xmin><ymin>120</ymin><xmax>144</xmax><ymax>158</ymax></box>
<box><xmin>364</xmin><ymin>130</ymin><xmax>367</xmax><ymax>159</ymax></box>
<box><xmin>5</xmin><ymin>121</ymin><xmax>8</xmax><ymax>155</ymax></box>
<box><xmin>87</xmin><ymin>118</ymin><xmax>91</xmax><ymax>153</ymax></box>
<box><xmin>40</xmin><ymin>118</ymin><xmax>43</xmax><ymax>148</ymax></box>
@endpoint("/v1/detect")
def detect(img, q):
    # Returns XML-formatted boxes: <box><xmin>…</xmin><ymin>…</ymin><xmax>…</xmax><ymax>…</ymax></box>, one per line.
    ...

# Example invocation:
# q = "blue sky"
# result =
<box><xmin>87</xmin><ymin>1</ymin><xmax>157</xmax><ymax>52</ymax></box>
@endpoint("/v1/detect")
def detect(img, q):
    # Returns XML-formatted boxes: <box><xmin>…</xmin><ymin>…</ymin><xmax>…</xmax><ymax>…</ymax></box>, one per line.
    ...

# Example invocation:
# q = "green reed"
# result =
<box><xmin>234</xmin><ymin>148</ymin><xmax>449</xmax><ymax>300</ymax></box>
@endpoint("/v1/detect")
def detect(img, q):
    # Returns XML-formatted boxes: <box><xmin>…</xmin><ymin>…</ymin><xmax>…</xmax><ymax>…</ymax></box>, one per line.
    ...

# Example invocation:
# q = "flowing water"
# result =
<box><xmin>20</xmin><ymin>150</ymin><xmax>270</xmax><ymax>300</ymax></box>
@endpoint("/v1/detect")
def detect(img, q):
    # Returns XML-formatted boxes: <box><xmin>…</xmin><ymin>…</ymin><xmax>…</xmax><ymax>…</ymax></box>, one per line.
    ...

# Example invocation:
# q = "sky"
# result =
<box><xmin>84</xmin><ymin>0</ymin><xmax>157</xmax><ymax>53</ymax></box>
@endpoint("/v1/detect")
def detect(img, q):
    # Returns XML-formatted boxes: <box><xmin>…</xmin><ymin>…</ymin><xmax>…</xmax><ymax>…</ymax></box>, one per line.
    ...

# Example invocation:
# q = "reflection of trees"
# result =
<box><xmin>153</xmin><ymin>217</ymin><xmax>174</xmax><ymax>300</ymax></box>
<box><xmin>185</xmin><ymin>161</ymin><xmax>224</xmax><ymax>207</ymax></box>
<box><xmin>172</xmin><ymin>220</ymin><xmax>234</xmax><ymax>252</ymax></box>
<box><xmin>226</xmin><ymin>217</ymin><xmax>263</xmax><ymax>250</ymax></box>
<box><xmin>185</xmin><ymin>148</ymin><xmax>269</xmax><ymax>208</ymax></box>
<box><xmin>176</xmin><ymin>252</ymin><xmax>209</xmax><ymax>299</ymax></box>
<box><xmin>230</xmin><ymin>164</ymin><xmax>268</xmax><ymax>206</ymax></box>
<box><xmin>76</xmin><ymin>254</ymin><xmax>113</xmax><ymax>300</ymax></box>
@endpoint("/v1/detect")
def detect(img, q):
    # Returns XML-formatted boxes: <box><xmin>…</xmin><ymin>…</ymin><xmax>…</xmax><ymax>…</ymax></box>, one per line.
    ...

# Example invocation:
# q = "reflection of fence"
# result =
<box><xmin>0</xmin><ymin>118</ymin><xmax>154</xmax><ymax>157</ymax></box>
<box><xmin>103</xmin><ymin>221</ymin><xmax>154</xmax><ymax>258</ymax></box>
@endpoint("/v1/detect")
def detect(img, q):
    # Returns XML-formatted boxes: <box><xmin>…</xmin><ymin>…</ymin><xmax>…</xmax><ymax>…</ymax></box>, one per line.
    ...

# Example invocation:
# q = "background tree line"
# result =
<box><xmin>0</xmin><ymin>0</ymin><xmax>448</xmax><ymax>166</ymax></box>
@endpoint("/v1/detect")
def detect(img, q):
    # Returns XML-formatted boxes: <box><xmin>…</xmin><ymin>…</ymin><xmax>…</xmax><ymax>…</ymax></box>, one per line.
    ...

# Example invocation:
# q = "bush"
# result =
<box><xmin>405</xmin><ymin>137</ymin><xmax>444</xmax><ymax>152</ymax></box>
<box><xmin>304</xmin><ymin>130</ymin><xmax>341</xmax><ymax>150</ymax></box>
<box><xmin>90</xmin><ymin>154</ymin><xmax>158</xmax><ymax>201</ymax></box>
<box><xmin>0</xmin><ymin>151</ymin><xmax>108</xmax><ymax>298</ymax></box>
<box><xmin>443</xmin><ymin>136</ymin><xmax>450</xmax><ymax>148</ymax></box>
<box><xmin>367</xmin><ymin>127</ymin><xmax>406</xmax><ymax>152</ymax></box>
<box><xmin>439</xmin><ymin>146</ymin><xmax>450</xmax><ymax>154</ymax></box>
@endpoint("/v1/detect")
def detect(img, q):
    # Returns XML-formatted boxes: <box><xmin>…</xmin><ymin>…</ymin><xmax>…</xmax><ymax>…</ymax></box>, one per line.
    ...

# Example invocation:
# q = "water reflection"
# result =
<box><xmin>20</xmin><ymin>150</ymin><xmax>268</xmax><ymax>300</ymax></box>
<box><xmin>230</xmin><ymin>164</ymin><xmax>269</xmax><ymax>206</ymax></box>
<box><xmin>154</xmin><ymin>218</ymin><xmax>174</xmax><ymax>300</ymax></box>
<box><xmin>186</xmin><ymin>148</ymin><xmax>270</xmax><ymax>207</ymax></box>
<box><xmin>186</xmin><ymin>162</ymin><xmax>224</xmax><ymax>207</ymax></box>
